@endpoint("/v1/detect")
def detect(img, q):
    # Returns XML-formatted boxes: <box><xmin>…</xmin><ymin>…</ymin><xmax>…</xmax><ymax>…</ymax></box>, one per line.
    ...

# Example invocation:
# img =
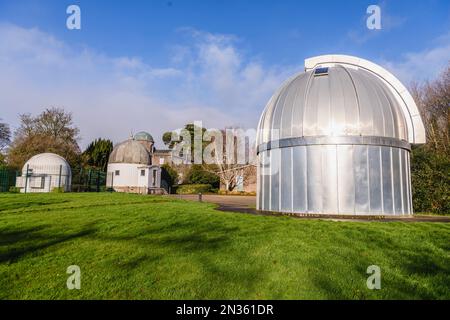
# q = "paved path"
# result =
<box><xmin>169</xmin><ymin>194</ymin><xmax>450</xmax><ymax>223</ymax></box>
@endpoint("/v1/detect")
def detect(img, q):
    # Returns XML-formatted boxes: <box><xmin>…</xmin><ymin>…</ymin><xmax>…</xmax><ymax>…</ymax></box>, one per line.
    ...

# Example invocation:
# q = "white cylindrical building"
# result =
<box><xmin>256</xmin><ymin>55</ymin><xmax>426</xmax><ymax>215</ymax></box>
<box><xmin>106</xmin><ymin>134</ymin><xmax>163</xmax><ymax>194</ymax></box>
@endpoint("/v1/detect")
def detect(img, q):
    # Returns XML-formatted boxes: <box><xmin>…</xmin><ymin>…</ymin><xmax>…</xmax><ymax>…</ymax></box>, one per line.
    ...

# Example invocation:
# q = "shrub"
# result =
<box><xmin>411</xmin><ymin>146</ymin><xmax>450</xmax><ymax>214</ymax></box>
<box><xmin>175</xmin><ymin>184</ymin><xmax>214</xmax><ymax>194</ymax></box>
<box><xmin>218</xmin><ymin>190</ymin><xmax>256</xmax><ymax>196</ymax></box>
<box><xmin>186</xmin><ymin>165</ymin><xmax>220</xmax><ymax>188</ymax></box>
<box><xmin>51</xmin><ymin>187</ymin><xmax>65</xmax><ymax>193</ymax></box>
<box><xmin>9</xmin><ymin>186</ymin><xmax>20</xmax><ymax>193</ymax></box>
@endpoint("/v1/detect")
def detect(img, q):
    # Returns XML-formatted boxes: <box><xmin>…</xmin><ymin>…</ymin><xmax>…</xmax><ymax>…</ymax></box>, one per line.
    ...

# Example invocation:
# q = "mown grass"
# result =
<box><xmin>0</xmin><ymin>193</ymin><xmax>449</xmax><ymax>300</ymax></box>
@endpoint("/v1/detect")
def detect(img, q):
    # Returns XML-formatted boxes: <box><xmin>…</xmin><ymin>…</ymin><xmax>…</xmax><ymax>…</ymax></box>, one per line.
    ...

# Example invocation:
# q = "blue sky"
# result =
<box><xmin>0</xmin><ymin>0</ymin><xmax>449</xmax><ymax>147</ymax></box>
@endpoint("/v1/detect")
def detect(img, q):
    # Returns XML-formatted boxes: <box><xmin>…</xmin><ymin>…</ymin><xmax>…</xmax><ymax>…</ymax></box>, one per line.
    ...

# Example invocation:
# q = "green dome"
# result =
<box><xmin>134</xmin><ymin>131</ymin><xmax>154</xmax><ymax>142</ymax></box>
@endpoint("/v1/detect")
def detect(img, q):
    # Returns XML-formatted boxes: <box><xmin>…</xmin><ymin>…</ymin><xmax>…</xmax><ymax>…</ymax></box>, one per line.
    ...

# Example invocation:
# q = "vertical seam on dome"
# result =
<box><xmin>373</xmin><ymin>75</ymin><xmax>397</xmax><ymax>139</ymax></box>
<box><xmin>370</xmin><ymin>74</ymin><xmax>388</xmax><ymax>137</ymax></box>
<box><xmin>278</xmin><ymin>82</ymin><xmax>291</xmax><ymax>140</ymax></box>
<box><xmin>340</xmin><ymin>66</ymin><xmax>361</xmax><ymax>136</ymax></box>
<box><xmin>301</xmin><ymin>70</ymin><xmax>316</xmax><ymax>137</ymax></box>
<box><xmin>290</xmin><ymin>76</ymin><xmax>302</xmax><ymax>137</ymax></box>
<box><xmin>289</xmin><ymin>74</ymin><xmax>304</xmax><ymax>138</ymax></box>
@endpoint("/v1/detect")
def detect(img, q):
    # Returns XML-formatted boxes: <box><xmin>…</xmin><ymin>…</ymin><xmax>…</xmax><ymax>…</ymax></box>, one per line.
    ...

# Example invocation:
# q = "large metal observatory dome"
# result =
<box><xmin>256</xmin><ymin>55</ymin><xmax>425</xmax><ymax>215</ymax></box>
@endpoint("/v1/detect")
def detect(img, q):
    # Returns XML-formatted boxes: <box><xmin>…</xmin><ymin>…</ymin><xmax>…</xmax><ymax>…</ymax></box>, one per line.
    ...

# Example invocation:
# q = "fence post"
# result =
<box><xmin>24</xmin><ymin>164</ymin><xmax>29</xmax><ymax>194</ymax></box>
<box><xmin>58</xmin><ymin>164</ymin><xmax>62</xmax><ymax>190</ymax></box>
<box><xmin>111</xmin><ymin>172</ymin><xmax>114</xmax><ymax>191</ymax></box>
<box><xmin>87</xmin><ymin>169</ymin><xmax>92</xmax><ymax>192</ymax></box>
<box><xmin>96</xmin><ymin>171</ymin><xmax>100</xmax><ymax>192</ymax></box>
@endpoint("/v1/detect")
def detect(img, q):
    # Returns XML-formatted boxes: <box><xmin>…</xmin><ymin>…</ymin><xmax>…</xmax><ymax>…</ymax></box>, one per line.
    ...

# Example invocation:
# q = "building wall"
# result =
<box><xmin>107</xmin><ymin>163</ymin><xmax>140</xmax><ymax>187</ymax></box>
<box><xmin>257</xmin><ymin>144</ymin><xmax>412</xmax><ymax>215</ymax></box>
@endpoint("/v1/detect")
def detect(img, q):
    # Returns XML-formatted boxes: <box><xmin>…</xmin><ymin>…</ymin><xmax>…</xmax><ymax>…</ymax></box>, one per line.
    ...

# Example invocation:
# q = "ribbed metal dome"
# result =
<box><xmin>108</xmin><ymin>139</ymin><xmax>151</xmax><ymax>165</ymax></box>
<box><xmin>256</xmin><ymin>55</ymin><xmax>426</xmax><ymax>216</ymax></box>
<box><xmin>22</xmin><ymin>153</ymin><xmax>71</xmax><ymax>175</ymax></box>
<box><xmin>257</xmin><ymin>65</ymin><xmax>408</xmax><ymax>145</ymax></box>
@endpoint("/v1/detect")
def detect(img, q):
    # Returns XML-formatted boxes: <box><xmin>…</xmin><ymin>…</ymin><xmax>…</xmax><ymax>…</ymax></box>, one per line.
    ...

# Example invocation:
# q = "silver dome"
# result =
<box><xmin>256</xmin><ymin>55</ymin><xmax>426</xmax><ymax>216</ymax></box>
<box><xmin>258</xmin><ymin>65</ymin><xmax>409</xmax><ymax>145</ymax></box>
<box><xmin>108</xmin><ymin>139</ymin><xmax>151</xmax><ymax>165</ymax></box>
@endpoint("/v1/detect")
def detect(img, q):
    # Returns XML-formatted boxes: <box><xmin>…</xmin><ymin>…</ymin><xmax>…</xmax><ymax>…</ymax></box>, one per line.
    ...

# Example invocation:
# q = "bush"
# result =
<box><xmin>411</xmin><ymin>146</ymin><xmax>450</xmax><ymax>214</ymax></box>
<box><xmin>186</xmin><ymin>165</ymin><xmax>220</xmax><ymax>188</ymax></box>
<box><xmin>9</xmin><ymin>186</ymin><xmax>20</xmax><ymax>193</ymax></box>
<box><xmin>51</xmin><ymin>187</ymin><xmax>65</xmax><ymax>193</ymax></box>
<box><xmin>175</xmin><ymin>184</ymin><xmax>214</xmax><ymax>194</ymax></box>
<box><xmin>218</xmin><ymin>190</ymin><xmax>256</xmax><ymax>196</ymax></box>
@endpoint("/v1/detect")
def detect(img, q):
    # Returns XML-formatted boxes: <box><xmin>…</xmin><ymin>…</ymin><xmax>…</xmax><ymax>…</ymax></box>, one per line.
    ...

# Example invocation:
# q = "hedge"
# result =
<box><xmin>175</xmin><ymin>184</ymin><xmax>214</xmax><ymax>194</ymax></box>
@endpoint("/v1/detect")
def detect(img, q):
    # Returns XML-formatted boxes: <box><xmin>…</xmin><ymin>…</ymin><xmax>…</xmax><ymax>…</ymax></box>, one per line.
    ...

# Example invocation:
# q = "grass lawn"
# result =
<box><xmin>0</xmin><ymin>193</ymin><xmax>449</xmax><ymax>300</ymax></box>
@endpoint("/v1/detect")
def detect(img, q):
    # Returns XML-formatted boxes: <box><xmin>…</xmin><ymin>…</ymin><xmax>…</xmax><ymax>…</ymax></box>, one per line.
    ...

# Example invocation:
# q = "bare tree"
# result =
<box><xmin>202</xmin><ymin>127</ymin><xmax>256</xmax><ymax>192</ymax></box>
<box><xmin>411</xmin><ymin>63</ymin><xmax>450</xmax><ymax>155</ymax></box>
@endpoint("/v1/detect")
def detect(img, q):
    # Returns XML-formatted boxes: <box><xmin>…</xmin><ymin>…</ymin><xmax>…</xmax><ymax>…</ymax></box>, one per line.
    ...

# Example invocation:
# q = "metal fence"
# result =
<box><xmin>71</xmin><ymin>167</ymin><xmax>108</xmax><ymax>192</ymax></box>
<box><xmin>0</xmin><ymin>166</ymin><xmax>108</xmax><ymax>193</ymax></box>
<box><xmin>15</xmin><ymin>164</ymin><xmax>71</xmax><ymax>193</ymax></box>
<box><xmin>0</xmin><ymin>168</ymin><xmax>19</xmax><ymax>192</ymax></box>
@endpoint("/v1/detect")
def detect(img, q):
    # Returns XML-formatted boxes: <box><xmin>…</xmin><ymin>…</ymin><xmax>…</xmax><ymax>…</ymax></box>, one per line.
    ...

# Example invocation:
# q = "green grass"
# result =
<box><xmin>0</xmin><ymin>193</ymin><xmax>449</xmax><ymax>300</ymax></box>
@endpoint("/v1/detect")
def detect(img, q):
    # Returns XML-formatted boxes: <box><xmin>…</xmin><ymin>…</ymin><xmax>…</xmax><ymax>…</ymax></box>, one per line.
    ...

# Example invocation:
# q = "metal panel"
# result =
<box><xmin>322</xmin><ymin>145</ymin><xmax>339</xmax><ymax>213</ymax></box>
<box><xmin>339</xmin><ymin>67</ymin><xmax>360</xmax><ymax>136</ymax></box>
<box><xmin>292</xmin><ymin>146</ymin><xmax>307</xmax><ymax>212</ymax></box>
<box><xmin>303</xmin><ymin>74</ymin><xmax>320</xmax><ymax>136</ymax></box>
<box><xmin>282</xmin><ymin>74</ymin><xmax>307</xmax><ymax>138</ymax></box>
<box><xmin>306</xmin><ymin>145</ymin><xmax>322</xmax><ymax>212</ymax></box>
<box><xmin>262</xmin><ymin>151</ymin><xmax>270</xmax><ymax>211</ymax></box>
<box><xmin>291</xmin><ymin>72</ymin><xmax>312</xmax><ymax>138</ymax></box>
<box><xmin>347</xmin><ymin>69</ymin><xmax>374</xmax><ymax>136</ymax></box>
<box><xmin>401</xmin><ymin>149</ymin><xmax>409</xmax><ymax>214</ymax></box>
<box><xmin>280</xmin><ymin>148</ymin><xmax>292</xmax><ymax>212</ymax></box>
<box><xmin>381</xmin><ymin>147</ymin><xmax>393</xmax><ymax>213</ymax></box>
<box><xmin>329</xmin><ymin>68</ymin><xmax>347</xmax><ymax>135</ymax></box>
<box><xmin>257</xmin><ymin>153</ymin><xmax>262</xmax><ymax>210</ymax></box>
<box><xmin>270</xmin><ymin>149</ymin><xmax>280</xmax><ymax>212</ymax></box>
<box><xmin>354</xmin><ymin>145</ymin><xmax>370</xmax><ymax>213</ymax></box>
<box><xmin>337</xmin><ymin>145</ymin><xmax>355</xmax><ymax>214</ymax></box>
<box><xmin>315</xmin><ymin>76</ymin><xmax>332</xmax><ymax>135</ymax></box>
<box><xmin>392</xmin><ymin>148</ymin><xmax>403</xmax><ymax>214</ymax></box>
<box><xmin>368</xmin><ymin>146</ymin><xmax>382</xmax><ymax>213</ymax></box>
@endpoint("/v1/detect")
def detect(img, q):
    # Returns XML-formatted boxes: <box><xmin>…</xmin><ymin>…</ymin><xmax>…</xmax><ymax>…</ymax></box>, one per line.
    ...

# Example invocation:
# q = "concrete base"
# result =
<box><xmin>113</xmin><ymin>186</ymin><xmax>167</xmax><ymax>195</ymax></box>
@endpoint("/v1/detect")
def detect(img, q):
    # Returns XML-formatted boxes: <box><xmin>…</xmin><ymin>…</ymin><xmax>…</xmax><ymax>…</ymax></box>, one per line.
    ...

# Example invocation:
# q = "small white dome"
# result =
<box><xmin>22</xmin><ymin>153</ymin><xmax>72</xmax><ymax>176</ymax></box>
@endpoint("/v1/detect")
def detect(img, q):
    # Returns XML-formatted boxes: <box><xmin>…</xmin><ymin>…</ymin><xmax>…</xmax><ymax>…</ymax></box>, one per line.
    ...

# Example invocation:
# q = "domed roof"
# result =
<box><xmin>22</xmin><ymin>153</ymin><xmax>71</xmax><ymax>175</ymax></box>
<box><xmin>134</xmin><ymin>131</ymin><xmax>154</xmax><ymax>143</ymax></box>
<box><xmin>108</xmin><ymin>139</ymin><xmax>151</xmax><ymax>164</ymax></box>
<box><xmin>257</xmin><ymin>55</ymin><xmax>426</xmax><ymax>146</ymax></box>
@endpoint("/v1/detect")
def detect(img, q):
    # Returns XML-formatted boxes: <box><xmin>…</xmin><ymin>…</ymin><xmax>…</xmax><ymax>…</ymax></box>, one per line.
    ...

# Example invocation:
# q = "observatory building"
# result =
<box><xmin>256</xmin><ymin>55</ymin><xmax>426</xmax><ymax>215</ymax></box>
<box><xmin>106</xmin><ymin>131</ymin><xmax>172</xmax><ymax>194</ymax></box>
<box><xmin>15</xmin><ymin>153</ymin><xmax>72</xmax><ymax>193</ymax></box>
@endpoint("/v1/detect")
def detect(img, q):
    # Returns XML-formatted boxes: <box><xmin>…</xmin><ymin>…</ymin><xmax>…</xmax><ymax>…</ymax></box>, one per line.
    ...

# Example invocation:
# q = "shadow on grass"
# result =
<box><xmin>0</xmin><ymin>225</ymin><xmax>97</xmax><ymax>264</ymax></box>
<box><xmin>93</xmin><ymin>220</ymin><xmax>269</xmax><ymax>298</ymax></box>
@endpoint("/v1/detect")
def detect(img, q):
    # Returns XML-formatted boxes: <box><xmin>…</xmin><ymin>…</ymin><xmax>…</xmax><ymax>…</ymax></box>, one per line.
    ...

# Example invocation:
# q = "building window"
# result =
<box><xmin>140</xmin><ymin>169</ymin><xmax>145</xmax><ymax>176</ymax></box>
<box><xmin>152</xmin><ymin>170</ymin><xmax>157</xmax><ymax>187</ymax></box>
<box><xmin>159</xmin><ymin>157</ymin><xmax>165</xmax><ymax>165</ymax></box>
<box><xmin>115</xmin><ymin>170</ymin><xmax>120</xmax><ymax>176</ymax></box>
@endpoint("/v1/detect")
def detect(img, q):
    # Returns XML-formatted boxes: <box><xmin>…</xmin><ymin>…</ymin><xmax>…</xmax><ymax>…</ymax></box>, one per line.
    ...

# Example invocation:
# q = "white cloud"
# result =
<box><xmin>379</xmin><ymin>32</ymin><xmax>450</xmax><ymax>85</ymax></box>
<box><xmin>0</xmin><ymin>24</ymin><xmax>296</xmax><ymax>148</ymax></box>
